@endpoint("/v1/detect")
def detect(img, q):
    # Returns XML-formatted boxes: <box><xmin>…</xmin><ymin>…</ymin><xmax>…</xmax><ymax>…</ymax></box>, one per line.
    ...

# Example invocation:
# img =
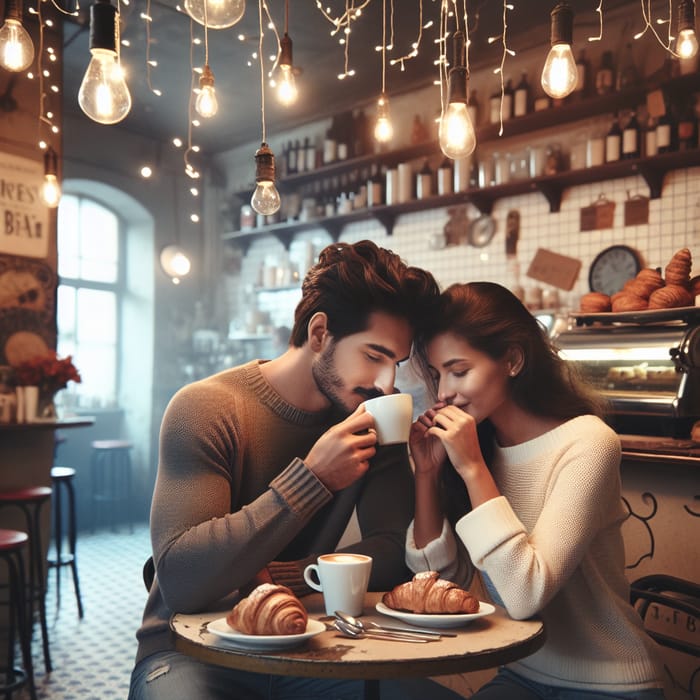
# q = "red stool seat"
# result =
<box><xmin>0</xmin><ymin>528</ymin><xmax>37</xmax><ymax>699</ymax></box>
<box><xmin>0</xmin><ymin>530</ymin><xmax>28</xmax><ymax>549</ymax></box>
<box><xmin>0</xmin><ymin>487</ymin><xmax>53</xmax><ymax>673</ymax></box>
<box><xmin>0</xmin><ymin>486</ymin><xmax>52</xmax><ymax>503</ymax></box>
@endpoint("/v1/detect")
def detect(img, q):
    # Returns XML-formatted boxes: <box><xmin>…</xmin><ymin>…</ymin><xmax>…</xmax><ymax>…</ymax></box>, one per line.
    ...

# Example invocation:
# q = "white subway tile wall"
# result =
<box><xmin>237</xmin><ymin>167</ymin><xmax>699</xmax><ymax>334</ymax></box>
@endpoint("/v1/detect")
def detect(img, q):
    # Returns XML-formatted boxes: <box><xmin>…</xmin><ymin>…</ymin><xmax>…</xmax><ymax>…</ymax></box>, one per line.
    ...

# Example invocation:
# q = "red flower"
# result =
<box><xmin>12</xmin><ymin>352</ymin><xmax>82</xmax><ymax>395</ymax></box>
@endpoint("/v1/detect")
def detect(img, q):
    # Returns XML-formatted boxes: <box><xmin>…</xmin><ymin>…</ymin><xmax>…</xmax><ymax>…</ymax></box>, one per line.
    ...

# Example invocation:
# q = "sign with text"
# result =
<box><xmin>0</xmin><ymin>152</ymin><xmax>49</xmax><ymax>259</ymax></box>
<box><xmin>526</xmin><ymin>248</ymin><xmax>582</xmax><ymax>291</ymax></box>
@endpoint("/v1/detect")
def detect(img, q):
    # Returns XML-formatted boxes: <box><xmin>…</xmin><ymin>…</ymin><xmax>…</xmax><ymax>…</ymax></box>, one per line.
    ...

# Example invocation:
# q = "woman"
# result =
<box><xmin>406</xmin><ymin>282</ymin><xmax>665</xmax><ymax>699</ymax></box>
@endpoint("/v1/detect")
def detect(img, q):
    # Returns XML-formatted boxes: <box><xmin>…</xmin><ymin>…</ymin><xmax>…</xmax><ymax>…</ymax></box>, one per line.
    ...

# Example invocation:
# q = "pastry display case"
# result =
<box><xmin>555</xmin><ymin>307</ymin><xmax>700</xmax><ymax>437</ymax></box>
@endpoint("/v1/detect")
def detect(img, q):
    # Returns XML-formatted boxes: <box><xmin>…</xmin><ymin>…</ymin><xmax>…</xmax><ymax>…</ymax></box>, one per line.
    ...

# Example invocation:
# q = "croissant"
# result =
<box><xmin>648</xmin><ymin>284</ymin><xmax>694</xmax><ymax>309</ymax></box>
<box><xmin>664</xmin><ymin>248</ymin><xmax>692</xmax><ymax>287</ymax></box>
<box><xmin>579</xmin><ymin>291</ymin><xmax>611</xmax><ymax>313</ymax></box>
<box><xmin>611</xmin><ymin>293</ymin><xmax>648</xmax><ymax>312</ymax></box>
<box><xmin>227</xmin><ymin>583</ymin><xmax>308</xmax><ymax>635</ymax></box>
<box><xmin>382</xmin><ymin>571</ymin><xmax>479</xmax><ymax>614</ymax></box>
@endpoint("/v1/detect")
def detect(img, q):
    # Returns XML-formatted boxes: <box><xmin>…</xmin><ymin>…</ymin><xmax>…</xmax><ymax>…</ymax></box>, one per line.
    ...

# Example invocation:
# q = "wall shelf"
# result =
<box><xmin>224</xmin><ymin>72</ymin><xmax>700</xmax><ymax>251</ymax></box>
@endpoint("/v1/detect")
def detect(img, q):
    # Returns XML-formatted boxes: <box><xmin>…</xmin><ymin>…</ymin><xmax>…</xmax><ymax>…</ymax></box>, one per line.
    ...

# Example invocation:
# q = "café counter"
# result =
<box><xmin>618</xmin><ymin>434</ymin><xmax>699</xmax><ymax>700</ymax></box>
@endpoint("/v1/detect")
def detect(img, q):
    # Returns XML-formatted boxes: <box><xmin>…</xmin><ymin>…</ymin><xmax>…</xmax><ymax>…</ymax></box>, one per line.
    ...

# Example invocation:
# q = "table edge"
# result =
<box><xmin>172</xmin><ymin>619</ymin><xmax>546</xmax><ymax>680</ymax></box>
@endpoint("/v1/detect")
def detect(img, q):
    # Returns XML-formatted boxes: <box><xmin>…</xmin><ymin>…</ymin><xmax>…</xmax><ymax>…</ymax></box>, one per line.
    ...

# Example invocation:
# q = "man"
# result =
<box><xmin>127</xmin><ymin>240</ymin><xmax>443</xmax><ymax>700</ymax></box>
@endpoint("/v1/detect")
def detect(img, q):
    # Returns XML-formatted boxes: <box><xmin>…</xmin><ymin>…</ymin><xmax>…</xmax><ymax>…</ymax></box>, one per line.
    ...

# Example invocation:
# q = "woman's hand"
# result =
<box><xmin>427</xmin><ymin>404</ymin><xmax>484</xmax><ymax>482</ymax></box>
<box><xmin>409</xmin><ymin>402</ymin><xmax>448</xmax><ymax>476</ymax></box>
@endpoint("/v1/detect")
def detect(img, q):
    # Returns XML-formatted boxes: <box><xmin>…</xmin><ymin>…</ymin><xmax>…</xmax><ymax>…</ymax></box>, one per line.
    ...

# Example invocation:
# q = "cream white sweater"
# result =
<box><xmin>406</xmin><ymin>415</ymin><xmax>665</xmax><ymax>694</ymax></box>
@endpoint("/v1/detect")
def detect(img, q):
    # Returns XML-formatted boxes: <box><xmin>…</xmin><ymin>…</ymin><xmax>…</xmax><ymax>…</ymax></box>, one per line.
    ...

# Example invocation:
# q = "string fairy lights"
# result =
<box><xmin>487</xmin><ymin>1</ymin><xmax>516</xmax><ymax>136</ymax></box>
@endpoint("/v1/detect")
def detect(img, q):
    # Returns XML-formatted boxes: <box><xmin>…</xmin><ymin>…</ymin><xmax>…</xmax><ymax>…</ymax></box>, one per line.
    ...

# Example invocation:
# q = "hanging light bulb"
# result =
<box><xmin>250</xmin><ymin>142</ymin><xmax>281</xmax><ymax>216</ymax></box>
<box><xmin>160</xmin><ymin>245</ymin><xmax>191</xmax><ymax>284</ymax></box>
<box><xmin>78</xmin><ymin>0</ymin><xmax>132</xmax><ymax>125</ymax></box>
<box><xmin>439</xmin><ymin>32</ymin><xmax>476</xmax><ymax>160</ymax></box>
<box><xmin>374</xmin><ymin>93</ymin><xmax>393</xmax><ymax>143</ymax></box>
<box><xmin>0</xmin><ymin>0</ymin><xmax>35</xmax><ymax>72</ymax></box>
<box><xmin>277</xmin><ymin>33</ymin><xmax>297</xmax><ymax>106</ymax></box>
<box><xmin>540</xmin><ymin>2</ymin><xmax>578</xmax><ymax>100</ymax></box>
<box><xmin>184</xmin><ymin>0</ymin><xmax>245</xmax><ymax>29</ymax></box>
<box><xmin>41</xmin><ymin>147</ymin><xmax>61</xmax><ymax>208</ymax></box>
<box><xmin>677</xmin><ymin>0</ymin><xmax>699</xmax><ymax>59</ymax></box>
<box><xmin>195</xmin><ymin>64</ymin><xmax>218</xmax><ymax>118</ymax></box>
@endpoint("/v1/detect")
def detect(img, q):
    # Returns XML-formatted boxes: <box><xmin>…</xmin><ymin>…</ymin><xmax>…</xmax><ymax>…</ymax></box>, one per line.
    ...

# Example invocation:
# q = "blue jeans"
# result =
<box><xmin>473</xmin><ymin>668</ymin><xmax>666</xmax><ymax>700</ymax></box>
<box><xmin>128</xmin><ymin>651</ymin><xmax>466</xmax><ymax>700</ymax></box>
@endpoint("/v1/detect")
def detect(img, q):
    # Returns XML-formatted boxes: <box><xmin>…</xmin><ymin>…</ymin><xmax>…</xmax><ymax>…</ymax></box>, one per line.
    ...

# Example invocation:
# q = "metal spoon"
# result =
<box><xmin>335</xmin><ymin>610</ymin><xmax>452</xmax><ymax>638</ymax></box>
<box><xmin>333</xmin><ymin>618</ymin><xmax>430</xmax><ymax>643</ymax></box>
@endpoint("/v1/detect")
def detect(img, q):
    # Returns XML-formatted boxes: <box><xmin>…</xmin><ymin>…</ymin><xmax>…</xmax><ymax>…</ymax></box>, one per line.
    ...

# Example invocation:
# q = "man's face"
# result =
<box><xmin>311</xmin><ymin>311</ymin><xmax>413</xmax><ymax>415</ymax></box>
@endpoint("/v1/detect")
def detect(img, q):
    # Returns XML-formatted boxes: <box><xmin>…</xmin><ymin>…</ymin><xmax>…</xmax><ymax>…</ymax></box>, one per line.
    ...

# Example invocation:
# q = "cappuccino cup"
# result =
<box><xmin>303</xmin><ymin>553</ymin><xmax>372</xmax><ymax>616</ymax></box>
<box><xmin>362</xmin><ymin>393</ymin><xmax>413</xmax><ymax>445</ymax></box>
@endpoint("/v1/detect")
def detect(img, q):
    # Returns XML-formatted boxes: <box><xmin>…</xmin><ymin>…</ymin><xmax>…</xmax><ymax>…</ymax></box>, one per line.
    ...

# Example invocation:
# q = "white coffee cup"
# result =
<box><xmin>303</xmin><ymin>553</ymin><xmax>372</xmax><ymax>616</ymax></box>
<box><xmin>362</xmin><ymin>393</ymin><xmax>413</xmax><ymax>445</ymax></box>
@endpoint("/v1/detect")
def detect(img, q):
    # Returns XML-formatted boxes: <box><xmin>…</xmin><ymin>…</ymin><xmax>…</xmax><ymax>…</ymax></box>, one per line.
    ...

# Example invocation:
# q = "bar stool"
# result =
<box><xmin>48</xmin><ymin>466</ymin><xmax>84</xmax><ymax>618</ymax></box>
<box><xmin>0</xmin><ymin>529</ymin><xmax>37</xmax><ymax>700</ymax></box>
<box><xmin>0</xmin><ymin>487</ymin><xmax>52</xmax><ymax>674</ymax></box>
<box><xmin>90</xmin><ymin>440</ymin><xmax>133</xmax><ymax>533</ymax></box>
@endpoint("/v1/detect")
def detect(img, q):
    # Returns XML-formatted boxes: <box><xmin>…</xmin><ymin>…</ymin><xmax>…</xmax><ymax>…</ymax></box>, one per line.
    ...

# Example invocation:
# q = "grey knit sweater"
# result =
<box><xmin>134</xmin><ymin>360</ymin><xmax>414</xmax><ymax>664</ymax></box>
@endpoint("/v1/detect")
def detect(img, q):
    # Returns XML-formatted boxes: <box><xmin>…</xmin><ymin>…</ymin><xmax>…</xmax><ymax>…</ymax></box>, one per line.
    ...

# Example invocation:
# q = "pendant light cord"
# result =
<box><xmin>258</xmin><ymin>0</ymin><xmax>266</xmax><ymax>142</ymax></box>
<box><xmin>381</xmin><ymin>0</ymin><xmax>386</xmax><ymax>94</ymax></box>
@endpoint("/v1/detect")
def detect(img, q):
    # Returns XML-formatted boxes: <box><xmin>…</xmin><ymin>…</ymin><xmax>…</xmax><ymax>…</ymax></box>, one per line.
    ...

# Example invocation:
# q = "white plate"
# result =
<box><xmin>207</xmin><ymin>617</ymin><xmax>325</xmax><ymax>650</ymax></box>
<box><xmin>375</xmin><ymin>601</ymin><xmax>496</xmax><ymax>629</ymax></box>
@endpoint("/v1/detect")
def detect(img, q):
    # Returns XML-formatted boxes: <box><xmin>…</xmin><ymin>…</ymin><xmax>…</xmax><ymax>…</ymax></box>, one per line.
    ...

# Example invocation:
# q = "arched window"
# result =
<box><xmin>56</xmin><ymin>194</ymin><xmax>122</xmax><ymax>408</ymax></box>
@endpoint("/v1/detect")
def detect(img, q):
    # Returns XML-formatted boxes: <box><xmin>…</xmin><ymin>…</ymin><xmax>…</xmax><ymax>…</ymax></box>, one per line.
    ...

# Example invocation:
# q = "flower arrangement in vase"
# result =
<box><xmin>12</xmin><ymin>351</ymin><xmax>81</xmax><ymax>417</ymax></box>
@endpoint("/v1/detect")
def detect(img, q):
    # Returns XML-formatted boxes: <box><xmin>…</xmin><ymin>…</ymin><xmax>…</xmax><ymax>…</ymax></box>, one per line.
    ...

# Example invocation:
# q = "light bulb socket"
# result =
<box><xmin>451</xmin><ymin>30</ymin><xmax>466</xmax><ymax>69</ymax></box>
<box><xmin>89</xmin><ymin>0</ymin><xmax>118</xmax><ymax>53</ymax></box>
<box><xmin>200</xmin><ymin>64</ymin><xmax>215</xmax><ymax>89</ymax></box>
<box><xmin>280</xmin><ymin>33</ymin><xmax>293</xmax><ymax>69</ymax></box>
<box><xmin>550</xmin><ymin>2</ymin><xmax>574</xmax><ymax>47</ymax></box>
<box><xmin>447</xmin><ymin>65</ymin><xmax>468</xmax><ymax>105</ymax></box>
<box><xmin>4</xmin><ymin>0</ymin><xmax>23</xmax><ymax>22</ymax></box>
<box><xmin>43</xmin><ymin>147</ymin><xmax>58</xmax><ymax>177</ymax></box>
<box><xmin>679</xmin><ymin>0</ymin><xmax>696</xmax><ymax>32</ymax></box>
<box><xmin>254</xmin><ymin>142</ymin><xmax>276</xmax><ymax>183</ymax></box>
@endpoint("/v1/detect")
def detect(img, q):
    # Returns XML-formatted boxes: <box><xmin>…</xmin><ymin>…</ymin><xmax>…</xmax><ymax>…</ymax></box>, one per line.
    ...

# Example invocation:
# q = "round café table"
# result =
<box><xmin>171</xmin><ymin>592</ymin><xmax>545</xmax><ymax>699</ymax></box>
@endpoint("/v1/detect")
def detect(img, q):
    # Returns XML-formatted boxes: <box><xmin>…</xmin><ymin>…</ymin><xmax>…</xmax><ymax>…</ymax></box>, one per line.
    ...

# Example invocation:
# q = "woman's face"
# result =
<box><xmin>425</xmin><ymin>331</ymin><xmax>513</xmax><ymax>424</ymax></box>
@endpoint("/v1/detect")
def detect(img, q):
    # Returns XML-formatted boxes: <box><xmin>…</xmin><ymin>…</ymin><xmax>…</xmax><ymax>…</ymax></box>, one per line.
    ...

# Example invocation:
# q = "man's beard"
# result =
<box><xmin>311</xmin><ymin>339</ymin><xmax>351</xmax><ymax>415</ymax></box>
<box><xmin>311</xmin><ymin>339</ymin><xmax>383</xmax><ymax>415</ymax></box>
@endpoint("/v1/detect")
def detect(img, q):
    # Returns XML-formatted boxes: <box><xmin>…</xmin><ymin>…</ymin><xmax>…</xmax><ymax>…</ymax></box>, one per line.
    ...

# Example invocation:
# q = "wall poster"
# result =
<box><xmin>0</xmin><ymin>151</ymin><xmax>50</xmax><ymax>259</ymax></box>
<box><xmin>0</xmin><ymin>152</ymin><xmax>56</xmax><ymax>365</ymax></box>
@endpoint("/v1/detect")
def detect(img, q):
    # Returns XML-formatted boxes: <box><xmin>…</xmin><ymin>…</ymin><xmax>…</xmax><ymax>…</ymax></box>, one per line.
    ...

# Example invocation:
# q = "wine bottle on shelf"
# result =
<box><xmin>416</xmin><ymin>159</ymin><xmax>433</xmax><ymax>200</ymax></box>
<box><xmin>595</xmin><ymin>51</ymin><xmax>615</xmax><ymax>96</ymax></box>
<box><xmin>676</xmin><ymin>100</ymin><xmax>697</xmax><ymax>151</ymax></box>
<box><xmin>621</xmin><ymin>110</ymin><xmax>640</xmax><ymax>159</ymax></box>
<box><xmin>502</xmin><ymin>79</ymin><xmax>514</xmax><ymax>121</ymax></box>
<box><xmin>298</xmin><ymin>138</ymin><xmax>310</xmax><ymax>173</ymax></box>
<box><xmin>489</xmin><ymin>83</ymin><xmax>501</xmax><ymax>124</ymax></box>
<box><xmin>574</xmin><ymin>49</ymin><xmax>590</xmax><ymax>98</ymax></box>
<box><xmin>644</xmin><ymin>116</ymin><xmax>658</xmax><ymax>158</ymax></box>
<box><xmin>437</xmin><ymin>157</ymin><xmax>453</xmax><ymax>196</ymax></box>
<box><xmin>287</xmin><ymin>139</ymin><xmax>298</xmax><ymax>175</ymax></box>
<box><xmin>656</xmin><ymin>110</ymin><xmax>674</xmax><ymax>153</ymax></box>
<box><xmin>605</xmin><ymin>113</ymin><xmax>622</xmax><ymax>162</ymax></box>
<box><xmin>305</xmin><ymin>137</ymin><xmax>316</xmax><ymax>172</ymax></box>
<box><xmin>514</xmin><ymin>73</ymin><xmax>529</xmax><ymax>118</ymax></box>
<box><xmin>616</xmin><ymin>43</ymin><xmax>640</xmax><ymax>91</ymax></box>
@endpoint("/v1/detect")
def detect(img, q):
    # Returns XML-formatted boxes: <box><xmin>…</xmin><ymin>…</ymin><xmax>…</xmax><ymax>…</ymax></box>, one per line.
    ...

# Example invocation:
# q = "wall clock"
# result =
<box><xmin>588</xmin><ymin>245</ymin><xmax>643</xmax><ymax>296</ymax></box>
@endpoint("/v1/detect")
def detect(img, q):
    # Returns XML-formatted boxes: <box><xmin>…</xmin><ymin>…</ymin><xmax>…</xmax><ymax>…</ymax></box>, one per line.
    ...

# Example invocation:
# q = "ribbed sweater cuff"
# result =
<box><xmin>267</xmin><ymin>556</ymin><xmax>317</xmax><ymax>597</ymax></box>
<box><xmin>455</xmin><ymin>495</ymin><xmax>523</xmax><ymax>564</ymax></box>
<box><xmin>270</xmin><ymin>457</ymin><xmax>332</xmax><ymax>515</ymax></box>
<box><xmin>405</xmin><ymin>518</ymin><xmax>459</xmax><ymax>578</ymax></box>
